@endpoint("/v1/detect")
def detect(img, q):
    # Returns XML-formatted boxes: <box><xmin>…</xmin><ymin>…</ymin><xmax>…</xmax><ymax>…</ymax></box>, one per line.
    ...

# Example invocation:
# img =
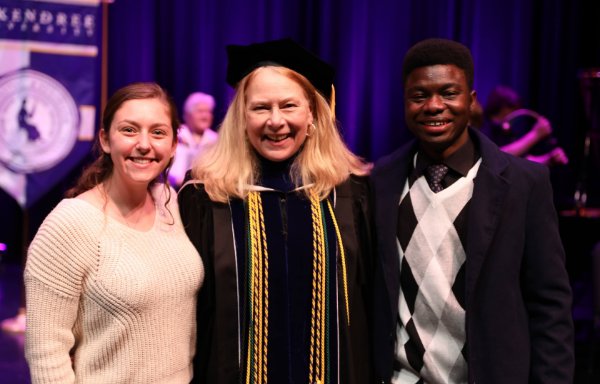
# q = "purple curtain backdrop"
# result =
<box><xmin>105</xmin><ymin>0</ymin><xmax>598</xmax><ymax>164</ymax></box>
<box><xmin>1</xmin><ymin>0</ymin><xmax>599</xmax><ymax>261</ymax></box>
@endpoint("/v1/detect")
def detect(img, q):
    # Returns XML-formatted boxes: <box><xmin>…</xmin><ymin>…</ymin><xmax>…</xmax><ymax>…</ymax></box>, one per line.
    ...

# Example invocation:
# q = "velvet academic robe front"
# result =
<box><xmin>178</xmin><ymin>172</ymin><xmax>373</xmax><ymax>384</ymax></box>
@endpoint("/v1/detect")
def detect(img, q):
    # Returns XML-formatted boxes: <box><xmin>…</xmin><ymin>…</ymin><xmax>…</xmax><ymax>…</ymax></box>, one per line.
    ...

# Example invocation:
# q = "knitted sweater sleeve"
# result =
<box><xmin>24</xmin><ymin>200</ymin><xmax>99</xmax><ymax>384</ymax></box>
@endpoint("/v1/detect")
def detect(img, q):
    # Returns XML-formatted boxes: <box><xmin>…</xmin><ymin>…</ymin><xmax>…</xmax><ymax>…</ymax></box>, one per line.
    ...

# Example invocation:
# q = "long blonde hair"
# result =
<box><xmin>192</xmin><ymin>66</ymin><xmax>370</xmax><ymax>202</ymax></box>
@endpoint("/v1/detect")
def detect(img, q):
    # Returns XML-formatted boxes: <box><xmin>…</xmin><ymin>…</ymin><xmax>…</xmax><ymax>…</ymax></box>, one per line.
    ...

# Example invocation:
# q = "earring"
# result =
<box><xmin>307</xmin><ymin>123</ymin><xmax>316</xmax><ymax>137</ymax></box>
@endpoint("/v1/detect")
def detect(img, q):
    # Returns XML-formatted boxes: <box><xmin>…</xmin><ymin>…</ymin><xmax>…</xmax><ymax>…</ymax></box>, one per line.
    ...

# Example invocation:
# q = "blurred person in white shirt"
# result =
<box><xmin>169</xmin><ymin>92</ymin><xmax>218</xmax><ymax>188</ymax></box>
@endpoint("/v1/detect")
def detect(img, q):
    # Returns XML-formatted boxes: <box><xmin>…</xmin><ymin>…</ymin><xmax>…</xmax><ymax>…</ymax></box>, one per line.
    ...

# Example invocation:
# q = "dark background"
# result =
<box><xmin>1</xmin><ymin>0</ymin><xmax>600</xmax><ymax>274</ymax></box>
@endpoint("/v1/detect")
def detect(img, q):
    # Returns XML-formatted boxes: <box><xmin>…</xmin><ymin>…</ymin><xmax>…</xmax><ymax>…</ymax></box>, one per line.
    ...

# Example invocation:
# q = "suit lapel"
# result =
<box><xmin>466</xmin><ymin>129</ymin><xmax>510</xmax><ymax>301</ymax></box>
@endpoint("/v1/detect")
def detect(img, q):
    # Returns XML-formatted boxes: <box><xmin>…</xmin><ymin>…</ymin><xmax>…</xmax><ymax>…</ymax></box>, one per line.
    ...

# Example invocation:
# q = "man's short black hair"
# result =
<box><xmin>402</xmin><ymin>38</ymin><xmax>474</xmax><ymax>89</ymax></box>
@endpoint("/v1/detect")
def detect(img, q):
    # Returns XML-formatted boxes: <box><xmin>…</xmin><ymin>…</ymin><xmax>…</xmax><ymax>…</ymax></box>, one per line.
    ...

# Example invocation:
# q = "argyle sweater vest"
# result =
<box><xmin>393</xmin><ymin>159</ymin><xmax>481</xmax><ymax>384</ymax></box>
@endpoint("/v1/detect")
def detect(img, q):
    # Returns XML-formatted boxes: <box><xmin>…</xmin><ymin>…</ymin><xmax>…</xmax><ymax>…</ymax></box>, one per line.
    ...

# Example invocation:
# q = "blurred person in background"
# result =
<box><xmin>169</xmin><ymin>92</ymin><xmax>218</xmax><ymax>188</ymax></box>
<box><xmin>480</xmin><ymin>85</ymin><xmax>568</xmax><ymax>166</ymax></box>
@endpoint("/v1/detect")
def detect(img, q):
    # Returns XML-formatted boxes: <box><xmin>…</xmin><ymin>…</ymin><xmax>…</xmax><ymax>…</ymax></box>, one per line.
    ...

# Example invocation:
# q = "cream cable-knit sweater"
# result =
<box><xmin>24</xmin><ymin>187</ymin><xmax>204</xmax><ymax>384</ymax></box>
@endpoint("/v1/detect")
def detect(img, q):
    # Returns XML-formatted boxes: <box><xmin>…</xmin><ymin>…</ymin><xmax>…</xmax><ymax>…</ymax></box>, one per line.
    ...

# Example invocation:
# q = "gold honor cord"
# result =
<box><xmin>309</xmin><ymin>193</ymin><xmax>327</xmax><ymax>384</ymax></box>
<box><xmin>326</xmin><ymin>200</ymin><xmax>350</xmax><ymax>327</ymax></box>
<box><xmin>245</xmin><ymin>191</ymin><xmax>349</xmax><ymax>384</ymax></box>
<box><xmin>258</xmin><ymin>194</ymin><xmax>269</xmax><ymax>383</ymax></box>
<box><xmin>246</xmin><ymin>192</ymin><xmax>269</xmax><ymax>384</ymax></box>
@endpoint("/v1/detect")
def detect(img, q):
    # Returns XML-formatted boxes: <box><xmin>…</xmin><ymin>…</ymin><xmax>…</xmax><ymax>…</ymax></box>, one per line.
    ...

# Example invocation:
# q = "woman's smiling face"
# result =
<box><xmin>100</xmin><ymin>98</ymin><xmax>176</xmax><ymax>188</ymax></box>
<box><xmin>244</xmin><ymin>66</ymin><xmax>313</xmax><ymax>162</ymax></box>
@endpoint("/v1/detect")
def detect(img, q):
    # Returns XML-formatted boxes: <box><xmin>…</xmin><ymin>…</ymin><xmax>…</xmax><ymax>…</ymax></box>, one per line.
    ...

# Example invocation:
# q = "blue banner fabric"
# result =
<box><xmin>0</xmin><ymin>0</ymin><xmax>102</xmax><ymax>208</ymax></box>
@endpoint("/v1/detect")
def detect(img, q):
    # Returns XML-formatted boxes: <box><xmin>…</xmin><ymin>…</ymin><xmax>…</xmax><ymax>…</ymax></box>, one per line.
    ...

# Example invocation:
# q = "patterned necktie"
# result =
<box><xmin>425</xmin><ymin>164</ymin><xmax>449</xmax><ymax>193</ymax></box>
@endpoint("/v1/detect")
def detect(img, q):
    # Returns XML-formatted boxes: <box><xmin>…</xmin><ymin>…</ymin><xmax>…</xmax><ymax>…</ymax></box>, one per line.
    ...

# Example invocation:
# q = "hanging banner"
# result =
<box><xmin>0</xmin><ymin>0</ymin><xmax>102</xmax><ymax>208</ymax></box>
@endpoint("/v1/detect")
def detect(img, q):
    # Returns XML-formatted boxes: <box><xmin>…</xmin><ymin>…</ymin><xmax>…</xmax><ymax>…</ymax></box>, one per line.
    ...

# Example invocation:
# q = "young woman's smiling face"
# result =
<box><xmin>244</xmin><ymin>67</ymin><xmax>313</xmax><ymax>162</ymax></box>
<box><xmin>100</xmin><ymin>98</ymin><xmax>176</xmax><ymax>188</ymax></box>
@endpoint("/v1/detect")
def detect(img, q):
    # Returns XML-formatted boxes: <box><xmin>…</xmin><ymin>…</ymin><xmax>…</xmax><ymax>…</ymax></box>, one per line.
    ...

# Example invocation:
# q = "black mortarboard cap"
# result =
<box><xmin>226</xmin><ymin>38</ymin><xmax>335</xmax><ymax>102</ymax></box>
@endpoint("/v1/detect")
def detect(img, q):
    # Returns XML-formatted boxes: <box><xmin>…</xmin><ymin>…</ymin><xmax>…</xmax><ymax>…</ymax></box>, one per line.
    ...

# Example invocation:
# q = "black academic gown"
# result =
<box><xmin>178</xmin><ymin>164</ymin><xmax>373</xmax><ymax>384</ymax></box>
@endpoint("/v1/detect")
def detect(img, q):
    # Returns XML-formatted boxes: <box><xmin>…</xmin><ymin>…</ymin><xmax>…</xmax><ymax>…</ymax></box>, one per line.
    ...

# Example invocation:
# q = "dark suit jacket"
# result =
<box><xmin>371</xmin><ymin>128</ymin><xmax>574</xmax><ymax>383</ymax></box>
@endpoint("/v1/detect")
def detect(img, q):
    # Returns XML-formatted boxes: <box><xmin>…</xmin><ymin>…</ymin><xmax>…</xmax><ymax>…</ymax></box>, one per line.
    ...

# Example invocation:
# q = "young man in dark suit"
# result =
<box><xmin>371</xmin><ymin>38</ymin><xmax>574</xmax><ymax>384</ymax></box>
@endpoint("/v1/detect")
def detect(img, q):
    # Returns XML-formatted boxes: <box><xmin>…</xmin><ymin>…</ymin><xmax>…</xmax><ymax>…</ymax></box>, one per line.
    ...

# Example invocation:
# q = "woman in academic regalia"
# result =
<box><xmin>178</xmin><ymin>38</ymin><xmax>374</xmax><ymax>384</ymax></box>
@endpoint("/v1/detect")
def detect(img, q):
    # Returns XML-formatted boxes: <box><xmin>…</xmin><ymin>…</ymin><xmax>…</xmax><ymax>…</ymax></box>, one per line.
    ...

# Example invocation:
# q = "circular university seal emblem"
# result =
<box><xmin>0</xmin><ymin>69</ymin><xmax>79</xmax><ymax>174</ymax></box>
